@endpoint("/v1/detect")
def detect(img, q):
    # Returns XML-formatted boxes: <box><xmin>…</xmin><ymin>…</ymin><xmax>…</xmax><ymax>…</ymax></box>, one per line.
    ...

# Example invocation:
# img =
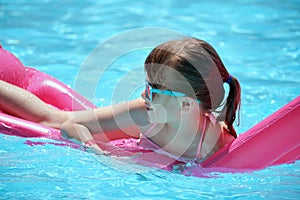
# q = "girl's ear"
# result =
<box><xmin>179</xmin><ymin>97</ymin><xmax>195</xmax><ymax>112</ymax></box>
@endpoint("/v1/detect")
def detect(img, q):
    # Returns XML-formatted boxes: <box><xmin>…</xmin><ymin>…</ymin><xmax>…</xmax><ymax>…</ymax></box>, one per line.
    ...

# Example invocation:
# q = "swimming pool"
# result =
<box><xmin>1</xmin><ymin>0</ymin><xmax>299</xmax><ymax>199</ymax></box>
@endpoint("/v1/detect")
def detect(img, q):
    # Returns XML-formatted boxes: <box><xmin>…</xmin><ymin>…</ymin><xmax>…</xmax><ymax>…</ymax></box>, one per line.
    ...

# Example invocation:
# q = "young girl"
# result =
<box><xmin>0</xmin><ymin>37</ymin><xmax>241</xmax><ymax>162</ymax></box>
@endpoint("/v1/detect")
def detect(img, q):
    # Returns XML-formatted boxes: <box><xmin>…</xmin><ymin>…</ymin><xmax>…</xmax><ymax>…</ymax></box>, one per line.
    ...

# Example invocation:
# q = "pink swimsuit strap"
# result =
<box><xmin>195</xmin><ymin>114</ymin><xmax>207</xmax><ymax>160</ymax></box>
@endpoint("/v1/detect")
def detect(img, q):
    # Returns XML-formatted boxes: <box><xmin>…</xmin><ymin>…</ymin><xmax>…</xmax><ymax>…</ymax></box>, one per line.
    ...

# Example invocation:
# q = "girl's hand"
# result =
<box><xmin>84</xmin><ymin>140</ymin><xmax>111</xmax><ymax>155</ymax></box>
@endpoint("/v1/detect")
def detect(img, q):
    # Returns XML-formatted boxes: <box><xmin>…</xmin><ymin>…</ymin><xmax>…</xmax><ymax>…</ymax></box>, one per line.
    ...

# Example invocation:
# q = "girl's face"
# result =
<box><xmin>141</xmin><ymin>82</ymin><xmax>183</xmax><ymax>124</ymax></box>
<box><xmin>143</xmin><ymin>68</ymin><xmax>200</xmax><ymax>124</ymax></box>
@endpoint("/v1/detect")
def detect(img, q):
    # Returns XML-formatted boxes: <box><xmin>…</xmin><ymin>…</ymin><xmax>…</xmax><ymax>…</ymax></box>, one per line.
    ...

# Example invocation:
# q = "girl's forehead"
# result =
<box><xmin>145</xmin><ymin>67</ymin><xmax>175</xmax><ymax>85</ymax></box>
<box><xmin>146</xmin><ymin>68</ymin><xmax>195</xmax><ymax>94</ymax></box>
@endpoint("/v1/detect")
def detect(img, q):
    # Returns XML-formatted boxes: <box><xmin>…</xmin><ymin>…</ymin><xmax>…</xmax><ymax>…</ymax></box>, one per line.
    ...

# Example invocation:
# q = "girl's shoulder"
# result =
<box><xmin>219</xmin><ymin>121</ymin><xmax>235</xmax><ymax>144</ymax></box>
<box><xmin>205</xmin><ymin>113</ymin><xmax>235</xmax><ymax>146</ymax></box>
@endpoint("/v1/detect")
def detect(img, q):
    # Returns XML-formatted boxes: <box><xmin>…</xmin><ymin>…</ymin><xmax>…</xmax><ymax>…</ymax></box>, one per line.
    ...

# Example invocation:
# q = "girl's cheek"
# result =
<box><xmin>147</xmin><ymin>104</ymin><xmax>168</xmax><ymax>124</ymax></box>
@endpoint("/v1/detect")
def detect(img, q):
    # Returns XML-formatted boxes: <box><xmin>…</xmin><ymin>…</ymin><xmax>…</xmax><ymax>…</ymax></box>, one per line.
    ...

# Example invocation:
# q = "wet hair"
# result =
<box><xmin>144</xmin><ymin>37</ymin><xmax>241</xmax><ymax>138</ymax></box>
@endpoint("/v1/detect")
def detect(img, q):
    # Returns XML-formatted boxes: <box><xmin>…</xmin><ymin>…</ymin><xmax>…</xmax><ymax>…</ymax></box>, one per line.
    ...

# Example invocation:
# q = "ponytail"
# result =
<box><xmin>198</xmin><ymin>40</ymin><xmax>241</xmax><ymax>138</ymax></box>
<box><xmin>217</xmin><ymin>75</ymin><xmax>241</xmax><ymax>138</ymax></box>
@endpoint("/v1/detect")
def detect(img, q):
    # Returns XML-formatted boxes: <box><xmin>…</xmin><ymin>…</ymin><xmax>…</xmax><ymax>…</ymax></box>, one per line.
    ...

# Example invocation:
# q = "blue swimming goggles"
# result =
<box><xmin>144</xmin><ymin>82</ymin><xmax>201</xmax><ymax>103</ymax></box>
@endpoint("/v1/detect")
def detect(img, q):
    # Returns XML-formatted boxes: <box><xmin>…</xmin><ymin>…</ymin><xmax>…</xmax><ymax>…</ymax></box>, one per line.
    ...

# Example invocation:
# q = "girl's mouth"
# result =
<box><xmin>146</xmin><ymin>107</ymin><xmax>153</xmax><ymax>111</ymax></box>
<box><xmin>145</xmin><ymin>102</ymin><xmax>153</xmax><ymax>111</ymax></box>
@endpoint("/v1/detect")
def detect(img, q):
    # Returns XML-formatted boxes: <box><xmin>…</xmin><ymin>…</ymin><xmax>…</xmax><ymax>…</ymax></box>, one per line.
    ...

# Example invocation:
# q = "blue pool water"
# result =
<box><xmin>1</xmin><ymin>0</ymin><xmax>300</xmax><ymax>199</ymax></box>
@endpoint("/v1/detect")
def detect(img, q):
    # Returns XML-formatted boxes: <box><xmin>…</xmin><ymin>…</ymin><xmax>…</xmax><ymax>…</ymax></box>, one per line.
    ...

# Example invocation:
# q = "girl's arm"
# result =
<box><xmin>0</xmin><ymin>80</ymin><xmax>69</xmax><ymax>128</ymax></box>
<box><xmin>60</xmin><ymin>98</ymin><xmax>149</xmax><ymax>148</ymax></box>
<box><xmin>0</xmin><ymin>80</ymin><xmax>148</xmax><ymax>153</ymax></box>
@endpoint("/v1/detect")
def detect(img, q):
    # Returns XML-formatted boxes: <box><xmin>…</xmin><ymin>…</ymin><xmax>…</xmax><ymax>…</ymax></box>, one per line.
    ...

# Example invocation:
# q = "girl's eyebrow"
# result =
<box><xmin>148</xmin><ymin>82</ymin><xmax>159</xmax><ymax>89</ymax></box>
<box><xmin>148</xmin><ymin>83</ymin><xmax>168</xmax><ymax>90</ymax></box>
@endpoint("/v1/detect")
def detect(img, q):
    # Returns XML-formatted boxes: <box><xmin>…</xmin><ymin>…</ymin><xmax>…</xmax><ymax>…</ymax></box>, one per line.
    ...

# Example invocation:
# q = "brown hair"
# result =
<box><xmin>144</xmin><ymin>37</ymin><xmax>241</xmax><ymax>138</ymax></box>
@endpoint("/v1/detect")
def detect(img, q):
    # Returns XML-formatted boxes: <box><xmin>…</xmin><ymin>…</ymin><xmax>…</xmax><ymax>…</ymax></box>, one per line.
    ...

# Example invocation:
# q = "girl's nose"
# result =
<box><xmin>141</xmin><ymin>90</ymin><xmax>146</xmax><ymax>100</ymax></box>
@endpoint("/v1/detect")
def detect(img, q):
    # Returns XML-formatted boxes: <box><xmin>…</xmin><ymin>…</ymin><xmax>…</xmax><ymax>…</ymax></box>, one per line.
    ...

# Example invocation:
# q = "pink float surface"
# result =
<box><xmin>0</xmin><ymin>45</ymin><xmax>299</xmax><ymax>176</ymax></box>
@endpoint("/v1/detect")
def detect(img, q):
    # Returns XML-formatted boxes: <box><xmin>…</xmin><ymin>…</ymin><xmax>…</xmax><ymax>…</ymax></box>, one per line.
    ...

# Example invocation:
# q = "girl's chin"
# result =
<box><xmin>147</xmin><ymin>110</ymin><xmax>167</xmax><ymax>124</ymax></box>
<box><xmin>147</xmin><ymin>111</ymin><xmax>156</xmax><ymax>123</ymax></box>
